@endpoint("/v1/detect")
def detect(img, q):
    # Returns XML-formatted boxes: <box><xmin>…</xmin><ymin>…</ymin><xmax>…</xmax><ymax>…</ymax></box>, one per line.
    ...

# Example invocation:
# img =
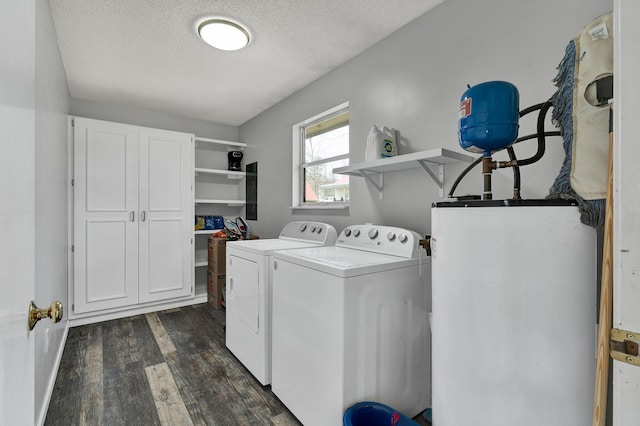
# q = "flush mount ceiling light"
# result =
<box><xmin>198</xmin><ymin>19</ymin><xmax>250</xmax><ymax>51</ymax></box>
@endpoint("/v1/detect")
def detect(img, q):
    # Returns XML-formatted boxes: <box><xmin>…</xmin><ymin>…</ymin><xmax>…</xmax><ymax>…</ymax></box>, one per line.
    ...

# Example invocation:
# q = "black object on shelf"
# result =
<box><xmin>228</xmin><ymin>151</ymin><xmax>243</xmax><ymax>171</ymax></box>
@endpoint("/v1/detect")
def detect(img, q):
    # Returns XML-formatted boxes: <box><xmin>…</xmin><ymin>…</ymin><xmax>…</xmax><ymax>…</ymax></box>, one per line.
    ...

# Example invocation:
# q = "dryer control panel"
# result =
<box><xmin>336</xmin><ymin>224</ymin><xmax>421</xmax><ymax>258</ymax></box>
<box><xmin>279</xmin><ymin>221</ymin><xmax>338</xmax><ymax>245</ymax></box>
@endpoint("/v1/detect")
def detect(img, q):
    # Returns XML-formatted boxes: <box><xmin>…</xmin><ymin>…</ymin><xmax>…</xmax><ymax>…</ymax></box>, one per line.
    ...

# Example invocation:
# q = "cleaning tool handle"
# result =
<box><xmin>593</xmin><ymin>101</ymin><xmax>614</xmax><ymax>426</ymax></box>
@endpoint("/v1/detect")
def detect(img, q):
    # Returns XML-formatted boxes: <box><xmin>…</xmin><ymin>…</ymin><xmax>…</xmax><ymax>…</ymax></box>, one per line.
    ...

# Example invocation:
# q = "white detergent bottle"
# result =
<box><xmin>365</xmin><ymin>124</ymin><xmax>383</xmax><ymax>161</ymax></box>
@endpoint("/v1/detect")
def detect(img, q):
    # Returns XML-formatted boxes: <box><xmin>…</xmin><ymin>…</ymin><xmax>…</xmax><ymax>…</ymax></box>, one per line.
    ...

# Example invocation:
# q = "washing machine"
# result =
<box><xmin>225</xmin><ymin>221</ymin><xmax>337</xmax><ymax>386</ymax></box>
<box><xmin>271</xmin><ymin>224</ymin><xmax>431</xmax><ymax>426</ymax></box>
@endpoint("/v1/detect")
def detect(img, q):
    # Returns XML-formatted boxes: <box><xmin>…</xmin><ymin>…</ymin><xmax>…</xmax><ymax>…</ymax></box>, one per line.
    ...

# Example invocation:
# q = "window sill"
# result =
<box><xmin>290</xmin><ymin>204</ymin><xmax>349</xmax><ymax>211</ymax></box>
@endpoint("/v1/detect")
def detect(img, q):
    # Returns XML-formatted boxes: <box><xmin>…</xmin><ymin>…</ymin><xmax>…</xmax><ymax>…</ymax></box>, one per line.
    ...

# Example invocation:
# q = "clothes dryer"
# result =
<box><xmin>225</xmin><ymin>221</ymin><xmax>337</xmax><ymax>385</ymax></box>
<box><xmin>271</xmin><ymin>224</ymin><xmax>430</xmax><ymax>426</ymax></box>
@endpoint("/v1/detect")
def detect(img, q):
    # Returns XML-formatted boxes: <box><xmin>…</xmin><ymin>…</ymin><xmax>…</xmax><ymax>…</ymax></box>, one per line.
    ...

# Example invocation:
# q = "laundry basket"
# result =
<box><xmin>343</xmin><ymin>402</ymin><xmax>418</xmax><ymax>426</ymax></box>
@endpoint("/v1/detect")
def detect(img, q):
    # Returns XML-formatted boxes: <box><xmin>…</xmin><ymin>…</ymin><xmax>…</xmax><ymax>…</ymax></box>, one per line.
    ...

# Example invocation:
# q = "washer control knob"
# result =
<box><xmin>353</xmin><ymin>229</ymin><xmax>361</xmax><ymax>237</ymax></box>
<box><xmin>316</xmin><ymin>226</ymin><xmax>323</xmax><ymax>234</ymax></box>
<box><xmin>344</xmin><ymin>228</ymin><xmax>352</xmax><ymax>237</ymax></box>
<box><xmin>387</xmin><ymin>232</ymin><xmax>396</xmax><ymax>241</ymax></box>
<box><xmin>398</xmin><ymin>233</ymin><xmax>408</xmax><ymax>243</ymax></box>
<box><xmin>299</xmin><ymin>224</ymin><xmax>307</xmax><ymax>232</ymax></box>
<box><xmin>310</xmin><ymin>225</ymin><xmax>317</xmax><ymax>233</ymax></box>
<box><xmin>368</xmin><ymin>228</ymin><xmax>378</xmax><ymax>239</ymax></box>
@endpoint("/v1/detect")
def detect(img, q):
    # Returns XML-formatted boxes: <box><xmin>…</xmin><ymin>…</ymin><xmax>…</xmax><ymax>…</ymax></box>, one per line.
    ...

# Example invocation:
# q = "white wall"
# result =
<box><xmin>70</xmin><ymin>97</ymin><xmax>238</xmax><ymax>141</ymax></box>
<box><xmin>239</xmin><ymin>0</ymin><xmax>612</xmax><ymax>238</ymax></box>
<box><xmin>34</xmin><ymin>0</ymin><xmax>71</xmax><ymax>423</ymax></box>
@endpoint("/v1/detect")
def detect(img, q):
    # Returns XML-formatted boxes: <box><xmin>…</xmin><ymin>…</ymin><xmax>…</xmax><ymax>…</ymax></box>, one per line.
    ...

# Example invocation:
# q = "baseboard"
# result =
<box><xmin>69</xmin><ymin>295</ymin><xmax>207</xmax><ymax>327</ymax></box>
<box><xmin>36</xmin><ymin>321</ymin><xmax>70</xmax><ymax>426</ymax></box>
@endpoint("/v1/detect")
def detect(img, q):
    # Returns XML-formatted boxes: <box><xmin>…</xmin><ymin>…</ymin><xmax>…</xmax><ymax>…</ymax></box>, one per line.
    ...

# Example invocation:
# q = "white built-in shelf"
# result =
<box><xmin>333</xmin><ymin>148</ymin><xmax>474</xmax><ymax>199</ymax></box>
<box><xmin>195</xmin><ymin>258</ymin><xmax>208</xmax><ymax>268</ymax></box>
<box><xmin>194</xmin><ymin>136</ymin><xmax>246</xmax><ymax>150</ymax></box>
<box><xmin>194</xmin><ymin>229</ymin><xmax>223</xmax><ymax>235</ymax></box>
<box><xmin>195</xmin><ymin>167</ymin><xmax>246</xmax><ymax>180</ymax></box>
<box><xmin>195</xmin><ymin>198</ymin><xmax>246</xmax><ymax>206</ymax></box>
<box><xmin>193</xmin><ymin>136</ymin><xmax>244</xmax><ymax>302</ymax></box>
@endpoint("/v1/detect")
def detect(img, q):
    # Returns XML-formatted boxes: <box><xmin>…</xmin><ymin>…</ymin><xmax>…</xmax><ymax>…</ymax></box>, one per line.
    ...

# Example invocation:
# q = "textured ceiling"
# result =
<box><xmin>49</xmin><ymin>0</ymin><xmax>445</xmax><ymax>126</ymax></box>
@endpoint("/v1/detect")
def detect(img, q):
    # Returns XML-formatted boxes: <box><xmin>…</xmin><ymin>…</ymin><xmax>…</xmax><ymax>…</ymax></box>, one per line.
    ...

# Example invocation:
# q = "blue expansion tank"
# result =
<box><xmin>458</xmin><ymin>81</ymin><xmax>519</xmax><ymax>155</ymax></box>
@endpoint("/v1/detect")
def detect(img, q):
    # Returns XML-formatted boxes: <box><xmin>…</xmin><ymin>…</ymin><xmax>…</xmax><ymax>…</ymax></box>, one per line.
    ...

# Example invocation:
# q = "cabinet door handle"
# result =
<box><xmin>130</xmin><ymin>211</ymin><xmax>135</xmax><ymax>222</ymax></box>
<box><xmin>141</xmin><ymin>211</ymin><xmax>146</xmax><ymax>221</ymax></box>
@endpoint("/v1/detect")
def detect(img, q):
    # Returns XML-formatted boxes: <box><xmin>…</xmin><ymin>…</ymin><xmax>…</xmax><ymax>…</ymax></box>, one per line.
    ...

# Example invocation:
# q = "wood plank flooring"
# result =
<box><xmin>46</xmin><ymin>304</ymin><xmax>430</xmax><ymax>425</ymax></box>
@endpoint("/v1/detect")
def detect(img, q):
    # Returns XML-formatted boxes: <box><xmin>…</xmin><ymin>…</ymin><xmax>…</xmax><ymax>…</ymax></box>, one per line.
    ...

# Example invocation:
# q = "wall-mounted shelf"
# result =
<box><xmin>195</xmin><ymin>198</ymin><xmax>246</xmax><ymax>206</ymax></box>
<box><xmin>333</xmin><ymin>148</ymin><xmax>474</xmax><ymax>199</ymax></box>
<box><xmin>195</xmin><ymin>167</ymin><xmax>246</xmax><ymax>180</ymax></box>
<box><xmin>194</xmin><ymin>136</ymin><xmax>246</xmax><ymax>150</ymax></box>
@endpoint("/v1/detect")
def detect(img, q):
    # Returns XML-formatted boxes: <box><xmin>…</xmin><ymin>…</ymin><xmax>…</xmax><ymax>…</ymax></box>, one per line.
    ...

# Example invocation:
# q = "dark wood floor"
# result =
<box><xmin>46</xmin><ymin>304</ymin><xmax>431</xmax><ymax>425</ymax></box>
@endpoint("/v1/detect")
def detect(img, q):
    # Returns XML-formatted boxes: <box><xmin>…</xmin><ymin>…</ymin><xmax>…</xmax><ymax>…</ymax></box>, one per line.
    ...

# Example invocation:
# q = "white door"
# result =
<box><xmin>138</xmin><ymin>127</ymin><xmax>193</xmax><ymax>302</ymax></box>
<box><xmin>73</xmin><ymin>118</ymin><xmax>139</xmax><ymax>313</ymax></box>
<box><xmin>0</xmin><ymin>1</ymin><xmax>36</xmax><ymax>423</ymax></box>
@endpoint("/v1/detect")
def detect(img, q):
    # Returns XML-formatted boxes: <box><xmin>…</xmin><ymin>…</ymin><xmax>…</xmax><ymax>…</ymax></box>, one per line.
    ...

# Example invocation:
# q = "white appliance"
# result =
<box><xmin>271</xmin><ymin>224</ymin><xmax>431</xmax><ymax>426</ymax></box>
<box><xmin>225</xmin><ymin>221</ymin><xmax>337</xmax><ymax>386</ymax></box>
<box><xmin>430</xmin><ymin>201</ymin><xmax>596</xmax><ymax>426</ymax></box>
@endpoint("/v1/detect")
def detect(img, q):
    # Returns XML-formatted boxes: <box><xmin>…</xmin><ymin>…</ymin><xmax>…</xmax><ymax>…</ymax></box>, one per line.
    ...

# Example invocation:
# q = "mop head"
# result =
<box><xmin>547</xmin><ymin>12</ymin><xmax>612</xmax><ymax>228</ymax></box>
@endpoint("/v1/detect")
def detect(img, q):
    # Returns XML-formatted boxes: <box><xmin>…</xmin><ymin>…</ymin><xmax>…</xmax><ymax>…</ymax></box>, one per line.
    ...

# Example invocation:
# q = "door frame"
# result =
<box><xmin>0</xmin><ymin>1</ymin><xmax>36</xmax><ymax>424</ymax></box>
<box><xmin>613</xmin><ymin>1</ymin><xmax>640</xmax><ymax>425</ymax></box>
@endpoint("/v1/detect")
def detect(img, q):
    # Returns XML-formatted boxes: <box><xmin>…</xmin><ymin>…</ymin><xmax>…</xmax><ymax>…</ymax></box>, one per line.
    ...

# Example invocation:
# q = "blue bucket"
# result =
<box><xmin>343</xmin><ymin>402</ymin><xmax>418</xmax><ymax>426</ymax></box>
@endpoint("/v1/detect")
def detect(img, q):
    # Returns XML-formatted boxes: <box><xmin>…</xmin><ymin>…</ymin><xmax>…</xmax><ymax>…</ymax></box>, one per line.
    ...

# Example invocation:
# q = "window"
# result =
<box><xmin>292</xmin><ymin>102</ymin><xmax>349</xmax><ymax>208</ymax></box>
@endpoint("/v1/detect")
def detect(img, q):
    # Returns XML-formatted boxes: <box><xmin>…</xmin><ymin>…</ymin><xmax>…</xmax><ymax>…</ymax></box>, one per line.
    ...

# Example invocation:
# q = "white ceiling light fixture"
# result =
<box><xmin>198</xmin><ymin>19</ymin><xmax>250</xmax><ymax>51</ymax></box>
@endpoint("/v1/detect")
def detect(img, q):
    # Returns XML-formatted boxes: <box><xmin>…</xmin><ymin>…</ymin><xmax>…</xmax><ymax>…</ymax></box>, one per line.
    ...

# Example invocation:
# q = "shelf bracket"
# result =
<box><xmin>358</xmin><ymin>170</ymin><xmax>384</xmax><ymax>200</ymax></box>
<box><xmin>417</xmin><ymin>160</ymin><xmax>445</xmax><ymax>197</ymax></box>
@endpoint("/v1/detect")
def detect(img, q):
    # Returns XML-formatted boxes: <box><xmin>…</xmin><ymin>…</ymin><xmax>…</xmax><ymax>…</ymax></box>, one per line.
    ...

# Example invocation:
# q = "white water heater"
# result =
<box><xmin>430</xmin><ymin>200</ymin><xmax>597</xmax><ymax>426</ymax></box>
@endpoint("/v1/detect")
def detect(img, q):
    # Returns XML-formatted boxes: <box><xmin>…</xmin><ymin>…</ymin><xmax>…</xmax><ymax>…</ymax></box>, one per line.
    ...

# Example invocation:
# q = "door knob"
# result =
<box><xmin>28</xmin><ymin>300</ymin><xmax>63</xmax><ymax>330</ymax></box>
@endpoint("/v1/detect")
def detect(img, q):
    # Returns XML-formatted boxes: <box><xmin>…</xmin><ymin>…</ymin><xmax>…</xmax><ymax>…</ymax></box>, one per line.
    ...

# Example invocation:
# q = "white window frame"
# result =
<box><xmin>291</xmin><ymin>101</ymin><xmax>350</xmax><ymax>210</ymax></box>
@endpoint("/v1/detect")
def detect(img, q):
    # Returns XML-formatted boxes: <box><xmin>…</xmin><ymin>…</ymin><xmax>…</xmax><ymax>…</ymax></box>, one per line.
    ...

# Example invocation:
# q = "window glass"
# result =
<box><xmin>293</xmin><ymin>105</ymin><xmax>349</xmax><ymax>208</ymax></box>
<box><xmin>304</xmin><ymin>115</ymin><xmax>349</xmax><ymax>163</ymax></box>
<box><xmin>304</xmin><ymin>158</ymin><xmax>350</xmax><ymax>203</ymax></box>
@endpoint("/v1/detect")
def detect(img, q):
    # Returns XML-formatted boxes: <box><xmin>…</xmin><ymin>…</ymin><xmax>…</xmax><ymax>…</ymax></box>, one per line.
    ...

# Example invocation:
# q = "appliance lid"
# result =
<box><xmin>226</xmin><ymin>238</ymin><xmax>323</xmax><ymax>255</ymax></box>
<box><xmin>272</xmin><ymin>246</ymin><xmax>425</xmax><ymax>278</ymax></box>
<box><xmin>225</xmin><ymin>221</ymin><xmax>338</xmax><ymax>255</ymax></box>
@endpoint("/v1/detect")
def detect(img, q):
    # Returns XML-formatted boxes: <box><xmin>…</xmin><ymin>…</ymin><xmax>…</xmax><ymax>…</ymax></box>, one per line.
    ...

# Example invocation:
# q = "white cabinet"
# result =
<box><xmin>193</xmin><ymin>136</ymin><xmax>246</xmax><ymax>297</ymax></box>
<box><xmin>138</xmin><ymin>127</ymin><xmax>193</xmax><ymax>303</ymax></box>
<box><xmin>72</xmin><ymin>117</ymin><xmax>193</xmax><ymax>314</ymax></box>
<box><xmin>73</xmin><ymin>118</ymin><xmax>139</xmax><ymax>313</ymax></box>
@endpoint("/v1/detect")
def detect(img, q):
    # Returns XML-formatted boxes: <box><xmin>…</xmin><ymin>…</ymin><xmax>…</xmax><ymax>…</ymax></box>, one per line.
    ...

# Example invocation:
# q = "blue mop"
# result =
<box><xmin>547</xmin><ymin>40</ymin><xmax>606</xmax><ymax>228</ymax></box>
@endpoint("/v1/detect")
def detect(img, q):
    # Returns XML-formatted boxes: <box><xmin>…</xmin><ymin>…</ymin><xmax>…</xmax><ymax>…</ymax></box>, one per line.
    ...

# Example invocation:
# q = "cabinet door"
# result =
<box><xmin>73</xmin><ymin>118</ymin><xmax>139</xmax><ymax>313</ymax></box>
<box><xmin>138</xmin><ymin>127</ymin><xmax>193</xmax><ymax>302</ymax></box>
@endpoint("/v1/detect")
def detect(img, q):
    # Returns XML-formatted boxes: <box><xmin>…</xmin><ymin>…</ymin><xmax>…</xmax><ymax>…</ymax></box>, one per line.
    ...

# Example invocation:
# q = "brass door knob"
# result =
<box><xmin>28</xmin><ymin>300</ymin><xmax>63</xmax><ymax>330</ymax></box>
